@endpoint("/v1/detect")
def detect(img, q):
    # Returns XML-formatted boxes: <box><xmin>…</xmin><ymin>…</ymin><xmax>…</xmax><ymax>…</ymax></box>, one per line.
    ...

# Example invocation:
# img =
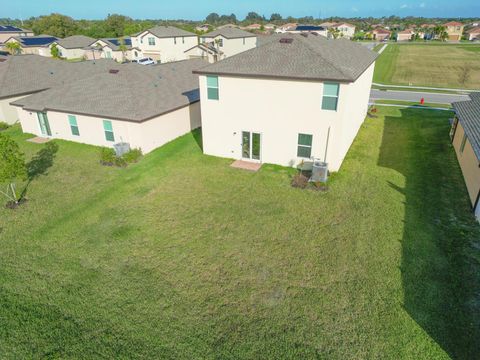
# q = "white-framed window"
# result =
<box><xmin>243</xmin><ymin>37</ymin><xmax>246</xmax><ymax>45</ymax></box>
<box><xmin>148</xmin><ymin>37</ymin><xmax>155</xmax><ymax>46</ymax></box>
<box><xmin>206</xmin><ymin>76</ymin><xmax>219</xmax><ymax>100</ymax></box>
<box><xmin>322</xmin><ymin>83</ymin><xmax>340</xmax><ymax>111</ymax></box>
<box><xmin>182</xmin><ymin>36</ymin><xmax>185</xmax><ymax>44</ymax></box>
<box><xmin>218</xmin><ymin>38</ymin><xmax>223</xmax><ymax>47</ymax></box>
<box><xmin>297</xmin><ymin>134</ymin><xmax>313</xmax><ymax>158</ymax></box>
<box><xmin>68</xmin><ymin>115</ymin><xmax>79</xmax><ymax>136</ymax></box>
<box><xmin>174</xmin><ymin>37</ymin><xmax>177</xmax><ymax>45</ymax></box>
<box><xmin>103</xmin><ymin>120</ymin><xmax>115</xmax><ymax>142</ymax></box>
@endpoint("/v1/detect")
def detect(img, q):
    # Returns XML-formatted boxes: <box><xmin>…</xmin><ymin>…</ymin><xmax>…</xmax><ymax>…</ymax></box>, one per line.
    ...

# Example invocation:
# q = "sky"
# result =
<box><xmin>3</xmin><ymin>0</ymin><xmax>479</xmax><ymax>20</ymax></box>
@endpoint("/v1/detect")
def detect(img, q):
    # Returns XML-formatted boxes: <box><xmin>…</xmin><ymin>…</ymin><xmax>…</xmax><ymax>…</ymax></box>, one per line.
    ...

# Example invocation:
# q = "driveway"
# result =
<box><xmin>370</xmin><ymin>89</ymin><xmax>470</xmax><ymax>104</ymax></box>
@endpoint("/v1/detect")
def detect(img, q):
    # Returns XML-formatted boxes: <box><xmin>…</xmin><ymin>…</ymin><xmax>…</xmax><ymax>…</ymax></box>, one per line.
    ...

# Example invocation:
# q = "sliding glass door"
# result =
<box><xmin>242</xmin><ymin>131</ymin><xmax>261</xmax><ymax>161</ymax></box>
<box><xmin>37</xmin><ymin>112</ymin><xmax>52</xmax><ymax>136</ymax></box>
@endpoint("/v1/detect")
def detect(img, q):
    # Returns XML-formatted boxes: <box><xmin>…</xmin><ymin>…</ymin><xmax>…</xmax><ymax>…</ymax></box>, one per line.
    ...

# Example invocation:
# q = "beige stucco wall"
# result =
<box><xmin>200</xmin><ymin>36</ymin><xmax>256</xmax><ymax>58</ymax></box>
<box><xmin>15</xmin><ymin>102</ymin><xmax>201</xmax><ymax>154</ymax></box>
<box><xmin>0</xmin><ymin>31</ymin><xmax>33</xmax><ymax>44</ymax></box>
<box><xmin>184</xmin><ymin>46</ymin><xmax>217</xmax><ymax>63</ymax></box>
<box><xmin>397</xmin><ymin>33</ymin><xmax>413</xmax><ymax>41</ymax></box>
<box><xmin>55</xmin><ymin>45</ymin><xmax>87</xmax><ymax>60</ymax></box>
<box><xmin>199</xmin><ymin>62</ymin><xmax>375</xmax><ymax>172</ymax></box>
<box><xmin>0</xmin><ymin>95</ymin><xmax>31</xmax><ymax>124</ymax></box>
<box><xmin>452</xmin><ymin>122</ymin><xmax>480</xmax><ymax>209</ymax></box>
<box><xmin>337</xmin><ymin>26</ymin><xmax>355</xmax><ymax>39</ymax></box>
<box><xmin>469</xmin><ymin>33</ymin><xmax>480</xmax><ymax>41</ymax></box>
<box><xmin>131</xmin><ymin>33</ymin><xmax>198</xmax><ymax>62</ymax></box>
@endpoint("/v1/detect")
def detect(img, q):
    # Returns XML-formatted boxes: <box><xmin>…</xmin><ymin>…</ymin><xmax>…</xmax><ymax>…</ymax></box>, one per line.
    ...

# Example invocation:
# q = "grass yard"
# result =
<box><xmin>374</xmin><ymin>43</ymin><xmax>480</xmax><ymax>89</ymax></box>
<box><xmin>1</xmin><ymin>108</ymin><xmax>480</xmax><ymax>359</ymax></box>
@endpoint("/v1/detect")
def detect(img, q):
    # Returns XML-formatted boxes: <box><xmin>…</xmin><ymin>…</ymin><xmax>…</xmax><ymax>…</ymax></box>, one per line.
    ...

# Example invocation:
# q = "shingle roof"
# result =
<box><xmin>143</xmin><ymin>26</ymin><xmax>196</xmax><ymax>38</ymax></box>
<box><xmin>0</xmin><ymin>25</ymin><xmax>32</xmax><ymax>33</ymax></box>
<box><xmin>467</xmin><ymin>26</ymin><xmax>480</xmax><ymax>34</ymax></box>
<box><xmin>203</xmin><ymin>27</ymin><xmax>256</xmax><ymax>39</ymax></box>
<box><xmin>444</xmin><ymin>21</ymin><xmax>463</xmax><ymax>26</ymax></box>
<box><xmin>97</xmin><ymin>38</ymin><xmax>133</xmax><ymax>51</ymax></box>
<box><xmin>56</xmin><ymin>35</ymin><xmax>97</xmax><ymax>49</ymax></box>
<box><xmin>452</xmin><ymin>93</ymin><xmax>480</xmax><ymax>161</ymax></box>
<box><xmin>194</xmin><ymin>34</ymin><xmax>378</xmax><ymax>82</ymax></box>
<box><xmin>11</xmin><ymin>59</ymin><xmax>207</xmax><ymax>122</ymax></box>
<box><xmin>12</xmin><ymin>35</ymin><xmax>59</xmax><ymax>47</ymax></box>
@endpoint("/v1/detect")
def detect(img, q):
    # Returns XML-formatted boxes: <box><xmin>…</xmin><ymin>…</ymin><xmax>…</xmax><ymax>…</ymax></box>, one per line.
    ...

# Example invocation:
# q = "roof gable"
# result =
<box><xmin>141</xmin><ymin>26</ymin><xmax>196</xmax><ymax>39</ymax></box>
<box><xmin>203</xmin><ymin>27</ymin><xmax>256</xmax><ymax>39</ymax></box>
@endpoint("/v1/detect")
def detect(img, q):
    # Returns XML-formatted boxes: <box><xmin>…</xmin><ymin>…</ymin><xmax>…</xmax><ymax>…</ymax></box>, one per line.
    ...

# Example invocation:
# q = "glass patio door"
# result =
<box><xmin>242</xmin><ymin>131</ymin><xmax>261</xmax><ymax>161</ymax></box>
<box><xmin>37</xmin><ymin>112</ymin><xmax>52</xmax><ymax>136</ymax></box>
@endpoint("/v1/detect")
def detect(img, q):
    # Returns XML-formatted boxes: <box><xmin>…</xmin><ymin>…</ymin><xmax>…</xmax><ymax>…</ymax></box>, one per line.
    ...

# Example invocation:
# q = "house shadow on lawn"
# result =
<box><xmin>377</xmin><ymin>108</ymin><xmax>480</xmax><ymax>358</ymax></box>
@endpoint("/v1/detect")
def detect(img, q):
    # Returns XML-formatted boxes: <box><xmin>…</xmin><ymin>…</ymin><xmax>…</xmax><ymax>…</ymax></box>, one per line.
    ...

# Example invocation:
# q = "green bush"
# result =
<box><xmin>0</xmin><ymin>122</ymin><xmax>9</xmax><ymax>131</ymax></box>
<box><xmin>122</xmin><ymin>148</ymin><xmax>142</xmax><ymax>164</ymax></box>
<box><xmin>99</xmin><ymin>147</ymin><xmax>116</xmax><ymax>166</ymax></box>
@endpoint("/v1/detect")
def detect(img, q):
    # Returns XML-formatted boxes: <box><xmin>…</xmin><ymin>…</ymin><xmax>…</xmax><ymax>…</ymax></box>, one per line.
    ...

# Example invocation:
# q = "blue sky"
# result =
<box><xmin>4</xmin><ymin>0</ymin><xmax>479</xmax><ymax>20</ymax></box>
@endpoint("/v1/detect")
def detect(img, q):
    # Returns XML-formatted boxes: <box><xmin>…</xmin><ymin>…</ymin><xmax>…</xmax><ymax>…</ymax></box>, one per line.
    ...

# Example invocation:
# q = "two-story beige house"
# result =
<box><xmin>130</xmin><ymin>26</ymin><xmax>197</xmax><ymax>63</ymax></box>
<box><xmin>0</xmin><ymin>25</ymin><xmax>33</xmax><ymax>45</ymax></box>
<box><xmin>186</xmin><ymin>28</ymin><xmax>257</xmax><ymax>63</ymax></box>
<box><xmin>50</xmin><ymin>35</ymin><xmax>97</xmax><ymax>60</ymax></box>
<box><xmin>332</xmin><ymin>23</ymin><xmax>356</xmax><ymax>39</ymax></box>
<box><xmin>444</xmin><ymin>21</ymin><xmax>464</xmax><ymax>41</ymax></box>
<box><xmin>194</xmin><ymin>34</ymin><xmax>377</xmax><ymax>172</ymax></box>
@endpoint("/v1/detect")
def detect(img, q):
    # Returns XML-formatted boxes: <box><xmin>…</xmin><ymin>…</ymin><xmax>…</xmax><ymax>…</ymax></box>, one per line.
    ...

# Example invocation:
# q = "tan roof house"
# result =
<box><xmin>194</xmin><ymin>34</ymin><xmax>377</xmax><ymax>172</ymax></box>
<box><xmin>10</xmin><ymin>58</ymin><xmax>206</xmax><ymax>155</ymax></box>
<box><xmin>195</xmin><ymin>24</ymin><xmax>211</xmax><ymax>33</ymax></box>
<box><xmin>451</xmin><ymin>93</ymin><xmax>480</xmax><ymax>222</ymax></box>
<box><xmin>0</xmin><ymin>25</ymin><xmax>33</xmax><ymax>44</ymax></box>
<box><xmin>467</xmin><ymin>26</ymin><xmax>480</xmax><ymax>41</ymax></box>
<box><xmin>3</xmin><ymin>35</ymin><xmax>59</xmax><ymax>56</ymax></box>
<box><xmin>130</xmin><ymin>26</ymin><xmax>198</xmax><ymax>62</ymax></box>
<box><xmin>396</xmin><ymin>29</ymin><xmax>414</xmax><ymax>41</ymax></box>
<box><xmin>371</xmin><ymin>28</ymin><xmax>391</xmax><ymax>41</ymax></box>
<box><xmin>244</xmin><ymin>24</ymin><xmax>262</xmax><ymax>30</ymax></box>
<box><xmin>444</xmin><ymin>21</ymin><xmax>464</xmax><ymax>41</ymax></box>
<box><xmin>51</xmin><ymin>35</ymin><xmax>97</xmax><ymax>60</ymax></box>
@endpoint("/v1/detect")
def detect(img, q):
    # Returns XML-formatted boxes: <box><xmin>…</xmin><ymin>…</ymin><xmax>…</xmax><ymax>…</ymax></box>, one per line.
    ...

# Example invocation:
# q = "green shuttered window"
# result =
<box><xmin>207</xmin><ymin>75</ymin><xmax>219</xmax><ymax>100</ymax></box>
<box><xmin>103</xmin><ymin>120</ymin><xmax>115</xmax><ymax>142</ymax></box>
<box><xmin>322</xmin><ymin>83</ymin><xmax>339</xmax><ymax>111</ymax></box>
<box><xmin>68</xmin><ymin>115</ymin><xmax>79</xmax><ymax>136</ymax></box>
<box><xmin>297</xmin><ymin>134</ymin><xmax>313</xmax><ymax>158</ymax></box>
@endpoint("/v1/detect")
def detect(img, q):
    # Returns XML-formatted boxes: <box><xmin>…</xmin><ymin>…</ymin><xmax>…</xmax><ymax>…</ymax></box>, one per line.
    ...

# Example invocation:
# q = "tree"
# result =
<box><xmin>50</xmin><ymin>43</ymin><xmax>60</xmax><ymax>58</ymax></box>
<box><xmin>245</xmin><ymin>12</ymin><xmax>264</xmax><ymax>22</ymax></box>
<box><xmin>270</xmin><ymin>13</ymin><xmax>282</xmax><ymax>22</ymax></box>
<box><xmin>104</xmin><ymin>14</ymin><xmax>132</xmax><ymax>37</ymax></box>
<box><xmin>206</xmin><ymin>13</ymin><xmax>220</xmax><ymax>24</ymax></box>
<box><xmin>31</xmin><ymin>13</ymin><xmax>78</xmax><ymax>38</ymax></box>
<box><xmin>0</xmin><ymin>133</ymin><xmax>26</xmax><ymax>205</ymax></box>
<box><xmin>328</xmin><ymin>27</ymin><xmax>341</xmax><ymax>39</ymax></box>
<box><xmin>118</xmin><ymin>38</ymin><xmax>128</xmax><ymax>63</ymax></box>
<box><xmin>5</xmin><ymin>41</ymin><xmax>21</xmax><ymax>55</ymax></box>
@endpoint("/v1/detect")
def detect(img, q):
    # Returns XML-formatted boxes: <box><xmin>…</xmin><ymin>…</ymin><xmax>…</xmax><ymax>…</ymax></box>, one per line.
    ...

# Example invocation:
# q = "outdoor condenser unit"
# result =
<box><xmin>310</xmin><ymin>160</ymin><xmax>328</xmax><ymax>183</ymax></box>
<box><xmin>113</xmin><ymin>142</ymin><xmax>131</xmax><ymax>157</ymax></box>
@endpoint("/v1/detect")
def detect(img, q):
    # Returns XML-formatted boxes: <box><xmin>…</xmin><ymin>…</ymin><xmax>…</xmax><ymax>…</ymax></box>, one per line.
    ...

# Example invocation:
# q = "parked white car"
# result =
<box><xmin>136</xmin><ymin>57</ymin><xmax>157</xmax><ymax>65</ymax></box>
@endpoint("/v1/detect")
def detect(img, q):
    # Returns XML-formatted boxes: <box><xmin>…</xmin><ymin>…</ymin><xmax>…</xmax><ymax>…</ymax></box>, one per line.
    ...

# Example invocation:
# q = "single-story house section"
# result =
<box><xmin>0</xmin><ymin>25</ymin><xmax>34</xmax><ymax>44</ymax></box>
<box><xmin>86</xmin><ymin>38</ymin><xmax>141</xmax><ymax>62</ymax></box>
<box><xmin>11</xmin><ymin>59</ymin><xmax>206</xmax><ymax>154</ymax></box>
<box><xmin>50</xmin><ymin>35</ymin><xmax>97</xmax><ymax>60</ymax></box>
<box><xmin>130</xmin><ymin>26</ymin><xmax>197</xmax><ymax>63</ymax></box>
<box><xmin>4</xmin><ymin>35</ymin><xmax>59</xmax><ymax>56</ymax></box>
<box><xmin>396</xmin><ymin>29</ymin><xmax>414</xmax><ymax>41</ymax></box>
<box><xmin>0</xmin><ymin>55</ymin><xmax>120</xmax><ymax>124</ymax></box>
<box><xmin>371</xmin><ymin>29</ymin><xmax>391</xmax><ymax>41</ymax></box>
<box><xmin>286</xmin><ymin>25</ymin><xmax>328</xmax><ymax>37</ymax></box>
<box><xmin>451</xmin><ymin>92</ymin><xmax>480</xmax><ymax>222</ymax></box>
<box><xmin>194</xmin><ymin>34</ymin><xmax>377</xmax><ymax>172</ymax></box>
<box><xmin>189</xmin><ymin>28</ymin><xmax>257</xmax><ymax>62</ymax></box>
<box><xmin>467</xmin><ymin>27</ymin><xmax>480</xmax><ymax>41</ymax></box>
<box><xmin>332</xmin><ymin>23</ymin><xmax>356</xmax><ymax>39</ymax></box>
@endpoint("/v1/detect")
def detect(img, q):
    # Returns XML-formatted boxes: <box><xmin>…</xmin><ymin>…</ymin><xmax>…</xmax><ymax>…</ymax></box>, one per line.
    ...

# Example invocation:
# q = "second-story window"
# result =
<box><xmin>243</xmin><ymin>37</ymin><xmax>246</xmax><ymax>45</ymax></box>
<box><xmin>322</xmin><ymin>83</ymin><xmax>340</xmax><ymax>111</ymax></box>
<box><xmin>148</xmin><ymin>37</ymin><xmax>155</xmax><ymax>46</ymax></box>
<box><xmin>182</xmin><ymin>36</ymin><xmax>185</xmax><ymax>44</ymax></box>
<box><xmin>206</xmin><ymin>76</ymin><xmax>219</xmax><ymax>100</ymax></box>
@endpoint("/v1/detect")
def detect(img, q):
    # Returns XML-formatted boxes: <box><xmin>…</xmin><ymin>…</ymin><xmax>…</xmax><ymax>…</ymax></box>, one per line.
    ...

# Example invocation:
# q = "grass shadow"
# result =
<box><xmin>191</xmin><ymin>128</ymin><xmax>203</xmax><ymax>151</ymax></box>
<box><xmin>377</xmin><ymin>108</ymin><xmax>480</xmax><ymax>358</ymax></box>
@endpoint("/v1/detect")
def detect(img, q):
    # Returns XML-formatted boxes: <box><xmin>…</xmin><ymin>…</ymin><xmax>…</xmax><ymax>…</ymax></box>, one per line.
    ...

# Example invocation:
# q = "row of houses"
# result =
<box><xmin>1</xmin><ymin>34</ymin><xmax>377</xmax><ymax>175</ymax></box>
<box><xmin>275</xmin><ymin>22</ymin><xmax>356</xmax><ymax>39</ymax></box>
<box><xmin>0</xmin><ymin>25</ymin><xmax>259</xmax><ymax>64</ymax></box>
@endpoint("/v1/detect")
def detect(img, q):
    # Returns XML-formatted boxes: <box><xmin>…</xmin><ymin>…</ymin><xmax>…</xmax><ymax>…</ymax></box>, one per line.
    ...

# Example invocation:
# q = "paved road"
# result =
<box><xmin>370</xmin><ymin>89</ymin><xmax>469</xmax><ymax>104</ymax></box>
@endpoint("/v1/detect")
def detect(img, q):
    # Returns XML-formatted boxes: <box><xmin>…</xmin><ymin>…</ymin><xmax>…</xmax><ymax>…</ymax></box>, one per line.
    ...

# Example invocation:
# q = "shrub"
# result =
<box><xmin>291</xmin><ymin>173</ymin><xmax>309</xmax><ymax>189</ymax></box>
<box><xmin>122</xmin><ymin>148</ymin><xmax>142</xmax><ymax>164</ymax></box>
<box><xmin>99</xmin><ymin>147</ymin><xmax>116</xmax><ymax>166</ymax></box>
<box><xmin>0</xmin><ymin>122</ymin><xmax>9</xmax><ymax>131</ymax></box>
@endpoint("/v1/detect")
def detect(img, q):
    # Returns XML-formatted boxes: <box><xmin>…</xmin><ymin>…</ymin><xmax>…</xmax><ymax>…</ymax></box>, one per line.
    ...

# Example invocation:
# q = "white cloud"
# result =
<box><xmin>419</xmin><ymin>2</ymin><xmax>426</xmax><ymax>8</ymax></box>
<box><xmin>351</xmin><ymin>7</ymin><xmax>359</xmax><ymax>12</ymax></box>
<box><xmin>400</xmin><ymin>4</ymin><xmax>408</xmax><ymax>9</ymax></box>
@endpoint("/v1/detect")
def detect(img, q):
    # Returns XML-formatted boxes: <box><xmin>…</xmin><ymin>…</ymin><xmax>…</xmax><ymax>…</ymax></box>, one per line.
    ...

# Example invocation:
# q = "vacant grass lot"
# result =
<box><xmin>1</xmin><ymin>108</ymin><xmax>480</xmax><ymax>359</ymax></box>
<box><xmin>374</xmin><ymin>43</ymin><xmax>480</xmax><ymax>89</ymax></box>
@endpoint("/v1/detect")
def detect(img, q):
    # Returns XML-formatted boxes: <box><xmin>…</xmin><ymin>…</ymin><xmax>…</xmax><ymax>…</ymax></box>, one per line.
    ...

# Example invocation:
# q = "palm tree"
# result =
<box><xmin>5</xmin><ymin>42</ymin><xmax>21</xmax><ymax>55</ymax></box>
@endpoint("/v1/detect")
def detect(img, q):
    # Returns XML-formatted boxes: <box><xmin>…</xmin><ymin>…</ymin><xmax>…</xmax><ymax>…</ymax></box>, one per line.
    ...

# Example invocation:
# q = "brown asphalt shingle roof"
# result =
<box><xmin>452</xmin><ymin>93</ymin><xmax>480</xmax><ymax>161</ymax></box>
<box><xmin>56</xmin><ymin>35</ymin><xmax>97</xmax><ymax>49</ymax></box>
<box><xmin>202</xmin><ymin>28</ymin><xmax>256</xmax><ymax>39</ymax></box>
<box><xmin>142</xmin><ymin>26</ymin><xmax>196</xmax><ymax>38</ymax></box>
<box><xmin>194</xmin><ymin>34</ymin><xmax>378</xmax><ymax>82</ymax></box>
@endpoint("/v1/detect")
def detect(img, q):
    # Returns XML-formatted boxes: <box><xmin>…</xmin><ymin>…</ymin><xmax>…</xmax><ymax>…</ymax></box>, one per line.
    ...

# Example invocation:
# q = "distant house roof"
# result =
<box><xmin>467</xmin><ymin>26</ymin><xmax>480</xmax><ymax>34</ymax></box>
<box><xmin>444</xmin><ymin>21</ymin><xmax>463</xmax><ymax>27</ymax></box>
<box><xmin>97</xmin><ymin>38</ymin><xmax>134</xmax><ymax>51</ymax></box>
<box><xmin>452</xmin><ymin>93</ymin><xmax>480</xmax><ymax>161</ymax></box>
<box><xmin>0</xmin><ymin>25</ymin><xmax>32</xmax><ymax>33</ymax></box>
<box><xmin>194</xmin><ymin>34</ymin><xmax>378</xmax><ymax>83</ymax></box>
<box><xmin>203</xmin><ymin>27</ymin><xmax>256</xmax><ymax>39</ymax></box>
<box><xmin>373</xmin><ymin>28</ymin><xmax>391</xmax><ymax>34</ymax></box>
<box><xmin>55</xmin><ymin>35</ymin><xmax>97</xmax><ymax>49</ymax></box>
<box><xmin>398</xmin><ymin>29</ymin><xmax>414</xmax><ymax>34</ymax></box>
<box><xmin>333</xmin><ymin>23</ymin><xmax>355</xmax><ymax>28</ymax></box>
<box><xmin>12</xmin><ymin>58</ymin><xmax>207</xmax><ymax>122</ymax></box>
<box><xmin>245</xmin><ymin>24</ymin><xmax>262</xmax><ymax>29</ymax></box>
<box><xmin>320</xmin><ymin>22</ymin><xmax>337</xmax><ymax>28</ymax></box>
<box><xmin>294</xmin><ymin>25</ymin><xmax>325</xmax><ymax>32</ymax></box>
<box><xmin>10</xmin><ymin>35</ymin><xmax>59</xmax><ymax>47</ymax></box>
<box><xmin>142</xmin><ymin>26</ymin><xmax>197</xmax><ymax>38</ymax></box>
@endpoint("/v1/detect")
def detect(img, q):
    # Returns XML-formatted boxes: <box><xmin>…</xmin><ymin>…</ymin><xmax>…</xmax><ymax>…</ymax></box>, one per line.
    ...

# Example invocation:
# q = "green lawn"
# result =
<box><xmin>1</xmin><ymin>108</ymin><xmax>480</xmax><ymax>359</ymax></box>
<box><xmin>374</xmin><ymin>43</ymin><xmax>480</xmax><ymax>89</ymax></box>
<box><xmin>373</xmin><ymin>99</ymin><xmax>453</xmax><ymax>109</ymax></box>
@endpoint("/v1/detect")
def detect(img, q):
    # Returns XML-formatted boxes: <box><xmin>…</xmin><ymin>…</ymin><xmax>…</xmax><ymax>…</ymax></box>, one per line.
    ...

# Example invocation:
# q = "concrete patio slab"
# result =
<box><xmin>230</xmin><ymin>160</ymin><xmax>262</xmax><ymax>172</ymax></box>
<box><xmin>27</xmin><ymin>137</ymin><xmax>51</xmax><ymax>144</ymax></box>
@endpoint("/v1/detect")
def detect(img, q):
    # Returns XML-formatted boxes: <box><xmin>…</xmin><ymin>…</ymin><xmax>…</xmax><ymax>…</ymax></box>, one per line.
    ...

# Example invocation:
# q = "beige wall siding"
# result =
<box><xmin>200</xmin><ymin>36</ymin><xmax>256</xmax><ymax>59</ymax></box>
<box><xmin>16</xmin><ymin>102</ymin><xmax>201</xmax><ymax>153</ymax></box>
<box><xmin>0</xmin><ymin>95</ymin><xmax>30</xmax><ymax>124</ymax></box>
<box><xmin>132</xmin><ymin>34</ymin><xmax>198</xmax><ymax>62</ymax></box>
<box><xmin>199</xmin><ymin>62</ymin><xmax>375</xmax><ymax>171</ymax></box>
<box><xmin>56</xmin><ymin>45</ymin><xmax>87</xmax><ymax>60</ymax></box>
<box><xmin>452</xmin><ymin>122</ymin><xmax>480</xmax><ymax>208</ymax></box>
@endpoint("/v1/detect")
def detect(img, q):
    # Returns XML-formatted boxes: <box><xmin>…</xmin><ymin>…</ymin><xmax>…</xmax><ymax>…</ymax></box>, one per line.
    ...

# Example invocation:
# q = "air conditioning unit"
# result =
<box><xmin>310</xmin><ymin>160</ymin><xmax>328</xmax><ymax>183</ymax></box>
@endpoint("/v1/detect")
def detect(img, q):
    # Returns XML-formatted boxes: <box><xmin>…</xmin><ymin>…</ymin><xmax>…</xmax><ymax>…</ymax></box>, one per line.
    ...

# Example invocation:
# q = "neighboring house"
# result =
<box><xmin>332</xmin><ymin>23</ymin><xmax>356</xmax><ymax>39</ymax></box>
<box><xmin>264</xmin><ymin>24</ymin><xmax>276</xmax><ymax>31</ymax></box>
<box><xmin>371</xmin><ymin>29</ymin><xmax>391</xmax><ymax>41</ymax></box>
<box><xmin>3</xmin><ymin>35</ymin><xmax>59</xmax><ymax>56</ymax></box>
<box><xmin>217</xmin><ymin>24</ymin><xmax>239</xmax><ymax>30</ymax></box>
<box><xmin>319</xmin><ymin>22</ymin><xmax>337</xmax><ymax>28</ymax></box>
<box><xmin>444</xmin><ymin>21</ymin><xmax>464</xmax><ymax>41</ymax></box>
<box><xmin>286</xmin><ymin>25</ymin><xmax>328</xmax><ymax>37</ymax></box>
<box><xmin>0</xmin><ymin>55</ymin><xmax>119</xmax><ymax>124</ymax></box>
<box><xmin>396</xmin><ymin>29</ymin><xmax>414</xmax><ymax>41</ymax></box>
<box><xmin>244</xmin><ymin>24</ymin><xmax>262</xmax><ymax>31</ymax></box>
<box><xmin>194</xmin><ymin>34</ymin><xmax>377</xmax><ymax>172</ymax></box>
<box><xmin>275</xmin><ymin>23</ymin><xmax>297</xmax><ymax>33</ymax></box>
<box><xmin>450</xmin><ymin>92</ymin><xmax>480</xmax><ymax>222</ymax></box>
<box><xmin>196</xmin><ymin>24</ymin><xmax>211</xmax><ymax>33</ymax></box>
<box><xmin>51</xmin><ymin>35</ymin><xmax>97</xmax><ymax>60</ymax></box>
<box><xmin>130</xmin><ymin>26</ymin><xmax>197</xmax><ymax>62</ymax></box>
<box><xmin>0</xmin><ymin>25</ymin><xmax>33</xmax><ymax>44</ymax></box>
<box><xmin>467</xmin><ymin>27</ymin><xmax>480</xmax><ymax>41</ymax></box>
<box><xmin>10</xmin><ymin>59</ymin><xmax>206</xmax><ymax>154</ymax></box>
<box><xmin>86</xmin><ymin>38</ymin><xmax>140</xmax><ymax>62</ymax></box>
<box><xmin>188</xmin><ymin>28</ymin><xmax>256</xmax><ymax>62</ymax></box>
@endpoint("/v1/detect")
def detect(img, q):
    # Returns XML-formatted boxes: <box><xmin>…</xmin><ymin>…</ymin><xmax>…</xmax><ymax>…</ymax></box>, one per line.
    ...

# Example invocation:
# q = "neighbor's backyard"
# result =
<box><xmin>374</xmin><ymin>43</ymin><xmax>480</xmax><ymax>89</ymax></box>
<box><xmin>1</xmin><ymin>107</ymin><xmax>479</xmax><ymax>359</ymax></box>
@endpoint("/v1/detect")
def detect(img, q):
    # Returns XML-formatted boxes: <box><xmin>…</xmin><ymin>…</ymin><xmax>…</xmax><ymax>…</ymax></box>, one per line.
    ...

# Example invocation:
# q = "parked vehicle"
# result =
<box><xmin>136</xmin><ymin>57</ymin><xmax>157</xmax><ymax>65</ymax></box>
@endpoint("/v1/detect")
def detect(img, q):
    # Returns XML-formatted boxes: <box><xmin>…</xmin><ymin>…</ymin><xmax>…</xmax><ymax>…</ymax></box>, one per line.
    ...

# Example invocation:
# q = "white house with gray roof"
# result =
<box><xmin>130</xmin><ymin>26</ymin><xmax>197</xmax><ymax>63</ymax></box>
<box><xmin>186</xmin><ymin>28</ymin><xmax>256</xmax><ymax>62</ymax></box>
<box><xmin>194</xmin><ymin>34</ymin><xmax>377</xmax><ymax>172</ymax></box>
<box><xmin>50</xmin><ymin>35</ymin><xmax>97</xmax><ymax>60</ymax></box>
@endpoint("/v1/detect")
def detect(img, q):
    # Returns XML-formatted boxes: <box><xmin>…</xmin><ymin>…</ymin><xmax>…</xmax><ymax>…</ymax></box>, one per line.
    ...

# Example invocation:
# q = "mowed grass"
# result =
<box><xmin>374</xmin><ymin>44</ymin><xmax>480</xmax><ymax>89</ymax></box>
<box><xmin>1</xmin><ymin>108</ymin><xmax>480</xmax><ymax>359</ymax></box>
